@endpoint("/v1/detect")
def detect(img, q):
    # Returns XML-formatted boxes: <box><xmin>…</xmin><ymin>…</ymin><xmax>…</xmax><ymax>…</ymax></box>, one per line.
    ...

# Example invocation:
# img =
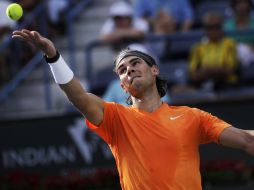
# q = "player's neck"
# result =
<box><xmin>132</xmin><ymin>94</ymin><xmax>162</xmax><ymax>113</ymax></box>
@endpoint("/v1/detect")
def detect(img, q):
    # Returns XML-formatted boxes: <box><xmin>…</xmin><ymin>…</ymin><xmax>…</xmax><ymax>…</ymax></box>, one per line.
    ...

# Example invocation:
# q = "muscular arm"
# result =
<box><xmin>60</xmin><ymin>78</ymin><xmax>104</xmax><ymax>125</ymax></box>
<box><xmin>12</xmin><ymin>29</ymin><xmax>105</xmax><ymax>125</ymax></box>
<box><xmin>219</xmin><ymin>126</ymin><xmax>254</xmax><ymax>156</ymax></box>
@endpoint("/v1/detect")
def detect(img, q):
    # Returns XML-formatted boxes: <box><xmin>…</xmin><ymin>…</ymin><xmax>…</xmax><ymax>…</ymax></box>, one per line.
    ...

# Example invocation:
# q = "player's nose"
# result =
<box><xmin>127</xmin><ymin>66</ymin><xmax>135</xmax><ymax>76</ymax></box>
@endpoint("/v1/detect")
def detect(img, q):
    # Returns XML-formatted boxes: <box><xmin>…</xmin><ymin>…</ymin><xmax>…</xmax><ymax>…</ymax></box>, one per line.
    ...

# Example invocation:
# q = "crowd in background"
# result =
<box><xmin>1</xmin><ymin>0</ymin><xmax>254</xmax><ymax>104</ymax></box>
<box><xmin>98</xmin><ymin>0</ymin><xmax>254</xmax><ymax>103</ymax></box>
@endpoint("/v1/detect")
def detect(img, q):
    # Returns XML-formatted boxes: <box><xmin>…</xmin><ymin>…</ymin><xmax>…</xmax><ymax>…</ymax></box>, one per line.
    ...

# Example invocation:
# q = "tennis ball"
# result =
<box><xmin>6</xmin><ymin>3</ymin><xmax>23</xmax><ymax>21</ymax></box>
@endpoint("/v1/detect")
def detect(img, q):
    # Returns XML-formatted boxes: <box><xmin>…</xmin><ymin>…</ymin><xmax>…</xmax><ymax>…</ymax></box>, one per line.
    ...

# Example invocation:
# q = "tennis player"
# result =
<box><xmin>12</xmin><ymin>29</ymin><xmax>254</xmax><ymax>190</ymax></box>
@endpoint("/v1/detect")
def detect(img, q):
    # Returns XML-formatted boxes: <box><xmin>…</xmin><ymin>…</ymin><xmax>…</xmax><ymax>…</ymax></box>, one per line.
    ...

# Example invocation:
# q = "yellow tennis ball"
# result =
<box><xmin>6</xmin><ymin>3</ymin><xmax>23</xmax><ymax>21</ymax></box>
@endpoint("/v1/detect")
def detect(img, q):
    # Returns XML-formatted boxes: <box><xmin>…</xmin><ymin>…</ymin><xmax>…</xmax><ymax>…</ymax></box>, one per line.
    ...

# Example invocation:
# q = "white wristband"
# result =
<box><xmin>49</xmin><ymin>55</ymin><xmax>74</xmax><ymax>84</ymax></box>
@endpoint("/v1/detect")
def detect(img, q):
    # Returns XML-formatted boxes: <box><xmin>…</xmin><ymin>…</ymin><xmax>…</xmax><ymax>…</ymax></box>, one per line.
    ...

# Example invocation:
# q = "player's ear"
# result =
<box><xmin>151</xmin><ymin>65</ymin><xmax>159</xmax><ymax>75</ymax></box>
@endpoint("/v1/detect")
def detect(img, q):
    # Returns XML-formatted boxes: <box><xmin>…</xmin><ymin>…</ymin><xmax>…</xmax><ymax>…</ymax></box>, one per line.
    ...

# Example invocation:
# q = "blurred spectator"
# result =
<box><xmin>134</xmin><ymin>0</ymin><xmax>194</xmax><ymax>33</ymax></box>
<box><xmin>0</xmin><ymin>0</ymin><xmax>17</xmax><ymax>86</ymax></box>
<box><xmin>224</xmin><ymin>0</ymin><xmax>254</xmax><ymax>31</ymax></box>
<box><xmin>17</xmin><ymin>0</ymin><xmax>41</xmax><ymax>32</ymax></box>
<box><xmin>103</xmin><ymin>79</ymin><xmax>129</xmax><ymax>105</ymax></box>
<box><xmin>103</xmin><ymin>43</ymin><xmax>171</xmax><ymax>105</ymax></box>
<box><xmin>47</xmin><ymin>0</ymin><xmax>69</xmax><ymax>24</ymax></box>
<box><xmin>18</xmin><ymin>0</ymin><xmax>78</xmax><ymax>36</ymax></box>
<box><xmin>99</xmin><ymin>1</ymin><xmax>149</xmax><ymax>51</ymax></box>
<box><xmin>223</xmin><ymin>0</ymin><xmax>254</xmax><ymax>67</ymax></box>
<box><xmin>194</xmin><ymin>0</ymin><xmax>232</xmax><ymax>29</ymax></box>
<box><xmin>134</xmin><ymin>0</ymin><xmax>194</xmax><ymax>63</ymax></box>
<box><xmin>189</xmin><ymin>11</ymin><xmax>239</xmax><ymax>91</ymax></box>
<box><xmin>19</xmin><ymin>0</ymin><xmax>40</xmax><ymax>11</ymax></box>
<box><xmin>46</xmin><ymin>0</ymin><xmax>78</xmax><ymax>35</ymax></box>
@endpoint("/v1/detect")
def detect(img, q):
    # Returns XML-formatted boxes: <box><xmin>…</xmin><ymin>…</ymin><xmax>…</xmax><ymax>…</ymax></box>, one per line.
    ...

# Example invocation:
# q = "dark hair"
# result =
<box><xmin>114</xmin><ymin>48</ymin><xmax>156</xmax><ymax>71</ymax></box>
<box><xmin>114</xmin><ymin>48</ymin><xmax>168</xmax><ymax>105</ymax></box>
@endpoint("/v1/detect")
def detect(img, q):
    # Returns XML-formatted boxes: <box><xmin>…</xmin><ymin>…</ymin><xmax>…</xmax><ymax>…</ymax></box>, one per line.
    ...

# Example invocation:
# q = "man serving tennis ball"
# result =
<box><xmin>12</xmin><ymin>29</ymin><xmax>254</xmax><ymax>190</ymax></box>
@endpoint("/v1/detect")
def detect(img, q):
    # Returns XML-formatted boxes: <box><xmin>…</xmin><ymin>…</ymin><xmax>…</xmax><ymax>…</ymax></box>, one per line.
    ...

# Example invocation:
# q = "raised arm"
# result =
<box><xmin>12</xmin><ymin>29</ymin><xmax>104</xmax><ymax>125</ymax></box>
<box><xmin>219</xmin><ymin>126</ymin><xmax>254</xmax><ymax>156</ymax></box>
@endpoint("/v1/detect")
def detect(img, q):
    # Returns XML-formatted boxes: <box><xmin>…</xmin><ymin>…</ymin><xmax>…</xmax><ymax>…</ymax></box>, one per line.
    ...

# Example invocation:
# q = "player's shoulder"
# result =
<box><xmin>167</xmin><ymin>104</ymin><xmax>202</xmax><ymax>115</ymax></box>
<box><xmin>104</xmin><ymin>101</ymin><xmax>131</xmax><ymax>111</ymax></box>
<box><xmin>167</xmin><ymin>104</ymin><xmax>192</xmax><ymax>112</ymax></box>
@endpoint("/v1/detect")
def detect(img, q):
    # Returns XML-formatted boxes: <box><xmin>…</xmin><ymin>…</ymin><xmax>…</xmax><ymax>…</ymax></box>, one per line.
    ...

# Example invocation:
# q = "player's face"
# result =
<box><xmin>116</xmin><ymin>56</ymin><xmax>159</xmax><ymax>97</ymax></box>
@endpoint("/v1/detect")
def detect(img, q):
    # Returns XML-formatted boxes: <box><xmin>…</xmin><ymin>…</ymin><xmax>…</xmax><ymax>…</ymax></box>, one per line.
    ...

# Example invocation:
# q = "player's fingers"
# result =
<box><xmin>13</xmin><ymin>30</ymin><xmax>30</xmax><ymax>39</ymax></box>
<box><xmin>13</xmin><ymin>34</ymin><xmax>38</xmax><ymax>49</ymax></box>
<box><xmin>21</xmin><ymin>29</ymin><xmax>32</xmax><ymax>35</ymax></box>
<box><xmin>12</xmin><ymin>31</ymin><xmax>30</xmax><ymax>41</ymax></box>
<box><xmin>12</xmin><ymin>34</ymin><xmax>36</xmax><ymax>49</ymax></box>
<box><xmin>12</xmin><ymin>30</ymin><xmax>24</xmax><ymax>36</ymax></box>
<box><xmin>13</xmin><ymin>29</ymin><xmax>32</xmax><ymax>36</ymax></box>
<box><xmin>21</xmin><ymin>29</ymin><xmax>34</xmax><ymax>36</ymax></box>
<box><xmin>12</xmin><ymin>34</ymin><xmax>26</xmax><ymax>41</ymax></box>
<box><xmin>31</xmin><ymin>31</ymin><xmax>41</xmax><ymax>41</ymax></box>
<box><xmin>22</xmin><ymin>30</ymin><xmax>42</xmax><ymax>44</ymax></box>
<box><xmin>24</xmin><ymin>30</ymin><xmax>44</xmax><ymax>45</ymax></box>
<box><xmin>21</xmin><ymin>29</ymin><xmax>31</xmax><ymax>33</ymax></box>
<box><xmin>13</xmin><ymin>29</ymin><xmax>50</xmax><ymax>51</ymax></box>
<box><xmin>22</xmin><ymin>29</ymin><xmax>35</xmax><ymax>39</ymax></box>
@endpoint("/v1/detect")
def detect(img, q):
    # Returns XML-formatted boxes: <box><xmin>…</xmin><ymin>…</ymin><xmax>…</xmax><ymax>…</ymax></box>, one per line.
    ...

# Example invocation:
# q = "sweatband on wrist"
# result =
<box><xmin>47</xmin><ymin>54</ymin><xmax>74</xmax><ymax>84</ymax></box>
<box><xmin>44</xmin><ymin>50</ymin><xmax>60</xmax><ymax>63</ymax></box>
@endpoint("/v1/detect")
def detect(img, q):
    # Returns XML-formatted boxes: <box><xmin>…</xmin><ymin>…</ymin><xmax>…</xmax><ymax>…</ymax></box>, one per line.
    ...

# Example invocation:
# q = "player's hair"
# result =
<box><xmin>114</xmin><ymin>48</ymin><xmax>167</xmax><ymax>105</ymax></box>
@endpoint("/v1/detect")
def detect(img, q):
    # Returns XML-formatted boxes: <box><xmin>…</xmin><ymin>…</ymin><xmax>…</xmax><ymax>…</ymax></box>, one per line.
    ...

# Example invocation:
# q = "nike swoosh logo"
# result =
<box><xmin>170</xmin><ymin>114</ymin><xmax>184</xmax><ymax>120</ymax></box>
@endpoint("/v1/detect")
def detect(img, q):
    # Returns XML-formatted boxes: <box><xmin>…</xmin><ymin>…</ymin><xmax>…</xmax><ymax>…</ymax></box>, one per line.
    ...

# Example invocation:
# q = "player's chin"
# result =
<box><xmin>129</xmin><ymin>88</ymin><xmax>143</xmax><ymax>99</ymax></box>
<box><xmin>131</xmin><ymin>77</ymin><xmax>142</xmax><ymax>85</ymax></box>
<box><xmin>130</xmin><ymin>82</ymin><xmax>144</xmax><ymax>94</ymax></box>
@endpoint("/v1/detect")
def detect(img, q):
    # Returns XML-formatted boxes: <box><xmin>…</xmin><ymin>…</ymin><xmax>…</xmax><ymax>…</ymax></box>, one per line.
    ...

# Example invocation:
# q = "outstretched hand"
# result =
<box><xmin>12</xmin><ymin>29</ymin><xmax>57</xmax><ymax>58</ymax></box>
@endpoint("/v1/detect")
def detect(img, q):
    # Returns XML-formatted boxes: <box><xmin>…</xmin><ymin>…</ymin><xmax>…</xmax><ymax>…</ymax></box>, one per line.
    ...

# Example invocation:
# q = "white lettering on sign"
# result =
<box><xmin>2</xmin><ymin>145</ymin><xmax>76</xmax><ymax>168</ymax></box>
<box><xmin>68</xmin><ymin>118</ymin><xmax>112</xmax><ymax>163</ymax></box>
